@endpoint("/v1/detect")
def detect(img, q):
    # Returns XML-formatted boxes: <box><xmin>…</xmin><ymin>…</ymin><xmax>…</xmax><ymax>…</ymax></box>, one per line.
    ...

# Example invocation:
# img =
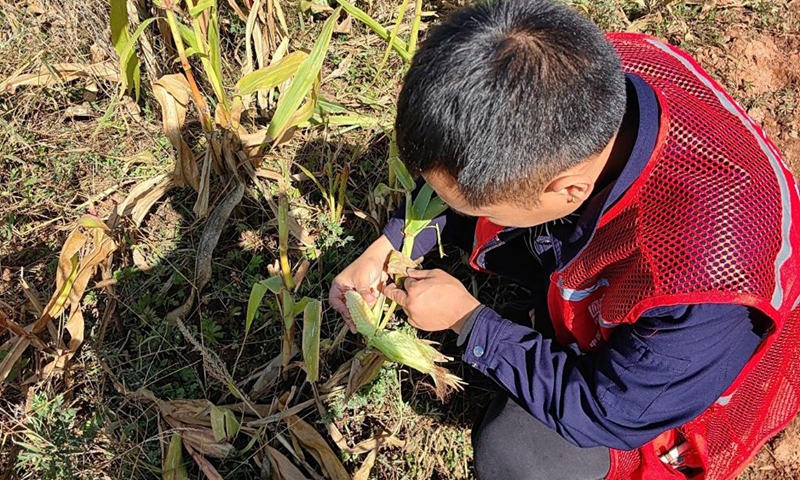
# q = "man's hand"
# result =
<box><xmin>383</xmin><ymin>268</ymin><xmax>481</xmax><ymax>333</ymax></box>
<box><xmin>329</xmin><ymin>235</ymin><xmax>394</xmax><ymax>332</ymax></box>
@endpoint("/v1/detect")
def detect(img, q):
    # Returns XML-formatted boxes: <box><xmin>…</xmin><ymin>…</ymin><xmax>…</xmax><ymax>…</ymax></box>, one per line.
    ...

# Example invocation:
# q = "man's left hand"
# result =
<box><xmin>383</xmin><ymin>268</ymin><xmax>481</xmax><ymax>333</ymax></box>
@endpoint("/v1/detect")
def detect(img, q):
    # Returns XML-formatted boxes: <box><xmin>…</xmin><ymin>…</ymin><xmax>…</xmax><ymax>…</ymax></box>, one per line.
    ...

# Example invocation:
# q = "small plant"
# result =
<box><xmin>201</xmin><ymin>316</ymin><xmax>225</xmax><ymax>345</ymax></box>
<box><xmin>14</xmin><ymin>392</ymin><xmax>103</xmax><ymax>479</ymax></box>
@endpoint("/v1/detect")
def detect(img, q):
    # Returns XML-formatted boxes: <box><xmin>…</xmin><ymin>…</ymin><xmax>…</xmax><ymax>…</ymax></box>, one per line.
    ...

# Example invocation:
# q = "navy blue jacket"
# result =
<box><xmin>383</xmin><ymin>74</ymin><xmax>763</xmax><ymax>450</ymax></box>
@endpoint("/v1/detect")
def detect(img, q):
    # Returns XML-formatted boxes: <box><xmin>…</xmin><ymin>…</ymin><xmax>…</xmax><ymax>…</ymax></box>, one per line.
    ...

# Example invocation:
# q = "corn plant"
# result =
<box><xmin>350</xmin><ymin>150</ymin><xmax>457</xmax><ymax>397</ymax></box>
<box><xmin>110</xmin><ymin>0</ymin><xmax>350</xmax><ymax>385</ymax></box>
<box><xmin>246</xmin><ymin>274</ymin><xmax>322</xmax><ymax>379</ymax></box>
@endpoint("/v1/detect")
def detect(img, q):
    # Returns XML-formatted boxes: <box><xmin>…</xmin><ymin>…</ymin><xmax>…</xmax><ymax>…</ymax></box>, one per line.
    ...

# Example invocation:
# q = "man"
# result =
<box><xmin>328</xmin><ymin>0</ymin><xmax>800</xmax><ymax>478</ymax></box>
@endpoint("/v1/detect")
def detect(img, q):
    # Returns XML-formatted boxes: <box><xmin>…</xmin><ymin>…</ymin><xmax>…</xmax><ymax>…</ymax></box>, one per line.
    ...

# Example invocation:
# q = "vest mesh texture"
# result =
<box><xmin>555</xmin><ymin>34</ymin><xmax>800</xmax><ymax>479</ymax></box>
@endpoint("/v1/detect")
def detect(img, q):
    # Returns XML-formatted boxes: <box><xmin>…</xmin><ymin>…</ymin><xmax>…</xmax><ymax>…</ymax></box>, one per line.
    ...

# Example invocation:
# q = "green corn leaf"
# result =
<box><xmin>266</xmin><ymin>8</ymin><xmax>341</xmax><ymax>141</ymax></box>
<box><xmin>291</xmin><ymin>296</ymin><xmax>311</xmax><ymax>319</ymax></box>
<box><xmin>375</xmin><ymin>0</ymin><xmax>411</xmax><ymax>76</ymax></box>
<box><xmin>49</xmin><ymin>255</ymin><xmax>79</xmax><ymax>319</ymax></box>
<box><xmin>163</xmin><ymin>433</ymin><xmax>188</xmax><ymax>480</ymax></box>
<box><xmin>240</xmin><ymin>425</ymin><xmax>265</xmax><ymax>454</ymax></box>
<box><xmin>177</xmin><ymin>21</ymin><xmax>200</xmax><ymax>53</ymax></box>
<box><xmin>245</xmin><ymin>281</ymin><xmax>269</xmax><ymax>338</ymax></box>
<box><xmin>310</xmin><ymin>114</ymin><xmax>380</xmax><ymax>128</ymax></box>
<box><xmin>403</xmin><ymin>219</ymin><xmax>426</xmax><ymax>237</ymax></box>
<box><xmin>388</xmin><ymin>131</ymin><xmax>399</xmax><ymax>188</ymax></box>
<box><xmin>389</xmin><ymin>157</ymin><xmax>415</xmax><ymax>192</ymax></box>
<box><xmin>295</xmin><ymin>163</ymin><xmax>329</xmax><ymax>204</ymax></box>
<box><xmin>302</xmin><ymin>299</ymin><xmax>322</xmax><ymax>382</ymax></box>
<box><xmin>189</xmin><ymin>0</ymin><xmax>215</xmax><ymax>17</ymax></box>
<box><xmin>373</xmin><ymin>182</ymin><xmax>392</xmax><ymax>199</ymax></box>
<box><xmin>210</xmin><ymin>406</ymin><xmax>239</xmax><ymax>441</ymax></box>
<box><xmin>408</xmin><ymin>0</ymin><xmax>424</xmax><ymax>57</ymax></box>
<box><xmin>210</xmin><ymin>406</ymin><xmax>227</xmax><ymax>441</ymax></box>
<box><xmin>236</xmin><ymin>51</ymin><xmax>308</xmax><ymax>95</ymax></box>
<box><xmin>183</xmin><ymin>46</ymin><xmax>200</xmax><ymax>58</ymax></box>
<box><xmin>110</xmin><ymin>0</ymin><xmax>130</xmax><ymax>55</ymax></box>
<box><xmin>263</xmin><ymin>275</ymin><xmax>285</xmax><ymax>294</ymax></box>
<box><xmin>110</xmin><ymin>0</ymin><xmax>141</xmax><ymax>98</ymax></box>
<box><xmin>208</xmin><ymin>11</ymin><xmax>222</xmax><ymax>85</ymax></box>
<box><xmin>336</xmin><ymin>0</ymin><xmax>410</xmax><ymax>62</ymax></box>
<box><xmin>422</xmin><ymin>195</ymin><xmax>448</xmax><ymax>219</ymax></box>
<box><xmin>118</xmin><ymin>18</ymin><xmax>158</xmax><ymax>99</ymax></box>
<box><xmin>316</xmin><ymin>97</ymin><xmax>350</xmax><ymax>114</ymax></box>
<box><xmin>282</xmin><ymin>294</ymin><xmax>296</xmax><ymax>330</ymax></box>
<box><xmin>224</xmin><ymin>409</ymin><xmax>240</xmax><ymax>438</ymax></box>
<box><xmin>411</xmin><ymin>183</ymin><xmax>435</xmax><ymax>220</ymax></box>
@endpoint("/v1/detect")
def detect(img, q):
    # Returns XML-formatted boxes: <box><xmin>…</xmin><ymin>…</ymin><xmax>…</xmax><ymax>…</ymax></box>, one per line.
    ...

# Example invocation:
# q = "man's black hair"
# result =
<box><xmin>395</xmin><ymin>0</ymin><xmax>627</xmax><ymax>206</ymax></box>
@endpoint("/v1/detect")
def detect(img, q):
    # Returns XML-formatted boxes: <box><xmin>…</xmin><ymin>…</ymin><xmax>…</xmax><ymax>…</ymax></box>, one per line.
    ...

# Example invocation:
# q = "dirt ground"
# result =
<box><xmin>1</xmin><ymin>0</ymin><xmax>800</xmax><ymax>478</ymax></box>
<box><xmin>716</xmin><ymin>6</ymin><xmax>800</xmax><ymax>477</ymax></box>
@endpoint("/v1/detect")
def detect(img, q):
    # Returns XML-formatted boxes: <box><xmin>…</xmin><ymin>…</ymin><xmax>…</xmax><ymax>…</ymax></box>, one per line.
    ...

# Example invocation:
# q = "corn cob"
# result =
<box><xmin>345</xmin><ymin>290</ymin><xmax>464</xmax><ymax>398</ymax></box>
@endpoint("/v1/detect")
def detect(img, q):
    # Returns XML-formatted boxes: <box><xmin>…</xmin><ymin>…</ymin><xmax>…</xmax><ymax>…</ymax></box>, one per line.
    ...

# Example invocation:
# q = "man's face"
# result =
<box><xmin>423</xmin><ymin>170</ymin><xmax>584</xmax><ymax>228</ymax></box>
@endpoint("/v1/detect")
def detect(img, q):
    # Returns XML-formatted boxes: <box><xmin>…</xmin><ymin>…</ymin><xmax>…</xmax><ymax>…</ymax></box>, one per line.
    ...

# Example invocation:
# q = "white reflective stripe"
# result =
<box><xmin>597</xmin><ymin>316</ymin><xmax>620</xmax><ymax>329</ymax></box>
<box><xmin>716</xmin><ymin>393</ymin><xmax>734</xmax><ymax>406</ymax></box>
<box><xmin>558</xmin><ymin>278</ymin><xmax>609</xmax><ymax>301</ymax></box>
<box><xmin>647</xmin><ymin>39</ymin><xmax>794</xmax><ymax>310</ymax></box>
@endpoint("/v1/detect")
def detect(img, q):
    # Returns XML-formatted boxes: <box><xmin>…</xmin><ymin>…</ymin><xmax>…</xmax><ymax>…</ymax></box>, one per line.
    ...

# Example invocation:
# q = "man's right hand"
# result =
<box><xmin>329</xmin><ymin>235</ymin><xmax>395</xmax><ymax>333</ymax></box>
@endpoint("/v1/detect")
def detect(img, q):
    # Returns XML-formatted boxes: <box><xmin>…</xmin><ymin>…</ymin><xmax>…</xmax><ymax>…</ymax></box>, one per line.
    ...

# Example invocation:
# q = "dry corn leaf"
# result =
<box><xmin>350</xmin><ymin>433</ymin><xmax>406</xmax><ymax>455</ymax></box>
<box><xmin>0</xmin><ymin>312</ymin><xmax>45</xmax><ymax>350</ymax></box>
<box><xmin>64</xmin><ymin>300</ymin><xmax>84</xmax><ymax>352</ymax></box>
<box><xmin>1</xmin><ymin>62</ymin><xmax>119</xmax><ymax>94</ymax></box>
<box><xmin>352</xmin><ymin>447</ymin><xmax>377</xmax><ymax>480</ymax></box>
<box><xmin>159</xmin><ymin>399</ymin><xmax>215</xmax><ymax>426</ymax></box>
<box><xmin>35</xmin><ymin>220</ymin><xmax>115</xmax><ymax>331</ymax></box>
<box><xmin>41</xmin><ymin>303</ymin><xmax>85</xmax><ymax>377</ymax></box>
<box><xmin>113</xmin><ymin>173</ymin><xmax>176</xmax><ymax>228</ymax></box>
<box><xmin>334</xmin><ymin>14</ymin><xmax>352</xmax><ymax>34</ymax></box>
<box><xmin>52</xmin><ymin>230</ymin><xmax>116</xmax><ymax>318</ymax></box>
<box><xmin>41</xmin><ymin>228</ymin><xmax>86</xmax><ymax>321</ymax></box>
<box><xmin>163</xmin><ymin>433</ymin><xmax>188</xmax><ymax>480</ymax></box>
<box><xmin>286</xmin><ymin>415</ymin><xmax>350</xmax><ymax>480</ymax></box>
<box><xmin>193</xmin><ymin>148</ymin><xmax>213</xmax><ymax>217</ymax></box>
<box><xmin>132</xmin><ymin>248</ymin><xmax>152</xmax><ymax>271</ymax></box>
<box><xmin>28</xmin><ymin>222</ymin><xmax>115</xmax><ymax>380</ymax></box>
<box><xmin>183</xmin><ymin>441</ymin><xmax>224</xmax><ymax>480</ymax></box>
<box><xmin>194</xmin><ymin>180</ymin><xmax>245</xmax><ymax>293</ymax></box>
<box><xmin>0</xmin><ymin>339</ymin><xmax>31</xmax><ymax>383</ymax></box>
<box><xmin>63</xmin><ymin>104</ymin><xmax>95</xmax><ymax>120</ymax></box>
<box><xmin>346</xmin><ymin>349</ymin><xmax>385</xmax><ymax>399</ymax></box>
<box><xmin>170</xmin><ymin>422</ymin><xmax>235</xmax><ymax>459</ymax></box>
<box><xmin>153</xmin><ymin>74</ymin><xmax>200</xmax><ymax>191</ymax></box>
<box><xmin>252</xmin><ymin>21</ymin><xmax>268</xmax><ymax>111</ymax></box>
<box><xmin>242</xmin><ymin>0</ymin><xmax>262</xmax><ymax>84</ymax></box>
<box><xmin>386</xmin><ymin>250</ymin><xmax>420</xmax><ymax>277</ymax></box>
<box><xmin>266</xmin><ymin>446</ymin><xmax>311</xmax><ymax>480</ymax></box>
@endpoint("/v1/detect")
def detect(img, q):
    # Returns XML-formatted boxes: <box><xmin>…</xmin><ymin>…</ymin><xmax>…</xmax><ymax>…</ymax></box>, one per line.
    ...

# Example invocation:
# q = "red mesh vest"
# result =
<box><xmin>469</xmin><ymin>33</ymin><xmax>800</xmax><ymax>479</ymax></box>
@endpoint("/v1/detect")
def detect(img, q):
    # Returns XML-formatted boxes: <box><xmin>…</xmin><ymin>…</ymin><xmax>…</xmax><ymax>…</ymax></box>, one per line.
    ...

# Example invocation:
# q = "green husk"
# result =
<box><xmin>345</xmin><ymin>291</ymin><xmax>463</xmax><ymax>398</ymax></box>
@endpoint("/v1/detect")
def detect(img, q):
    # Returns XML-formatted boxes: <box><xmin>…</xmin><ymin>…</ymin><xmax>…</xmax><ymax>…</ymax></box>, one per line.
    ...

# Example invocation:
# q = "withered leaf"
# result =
<box><xmin>266</xmin><ymin>446</ymin><xmax>310</xmax><ymax>480</ymax></box>
<box><xmin>153</xmin><ymin>74</ymin><xmax>199</xmax><ymax>191</ymax></box>
<box><xmin>285</xmin><ymin>415</ymin><xmax>350</xmax><ymax>480</ymax></box>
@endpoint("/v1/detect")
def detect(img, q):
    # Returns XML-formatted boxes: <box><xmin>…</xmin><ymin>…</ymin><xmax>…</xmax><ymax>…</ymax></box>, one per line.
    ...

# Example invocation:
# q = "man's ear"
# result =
<box><xmin>546</xmin><ymin>173</ymin><xmax>595</xmax><ymax>203</ymax></box>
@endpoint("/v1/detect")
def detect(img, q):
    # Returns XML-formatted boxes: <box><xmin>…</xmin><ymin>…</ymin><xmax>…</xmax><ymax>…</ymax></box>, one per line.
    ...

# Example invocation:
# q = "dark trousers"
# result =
<box><xmin>472</xmin><ymin>394</ymin><xmax>611</xmax><ymax>480</ymax></box>
<box><xmin>444</xmin><ymin>214</ymin><xmax>611</xmax><ymax>479</ymax></box>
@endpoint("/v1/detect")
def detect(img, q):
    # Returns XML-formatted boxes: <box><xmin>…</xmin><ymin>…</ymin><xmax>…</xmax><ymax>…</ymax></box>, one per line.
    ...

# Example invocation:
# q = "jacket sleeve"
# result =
<box><xmin>461</xmin><ymin>303</ymin><xmax>762</xmax><ymax>449</ymax></box>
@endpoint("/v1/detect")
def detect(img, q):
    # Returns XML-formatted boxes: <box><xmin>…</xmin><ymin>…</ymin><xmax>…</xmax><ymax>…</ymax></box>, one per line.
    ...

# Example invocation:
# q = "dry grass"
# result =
<box><xmin>1</xmin><ymin>0</ymin><xmax>799</xmax><ymax>478</ymax></box>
